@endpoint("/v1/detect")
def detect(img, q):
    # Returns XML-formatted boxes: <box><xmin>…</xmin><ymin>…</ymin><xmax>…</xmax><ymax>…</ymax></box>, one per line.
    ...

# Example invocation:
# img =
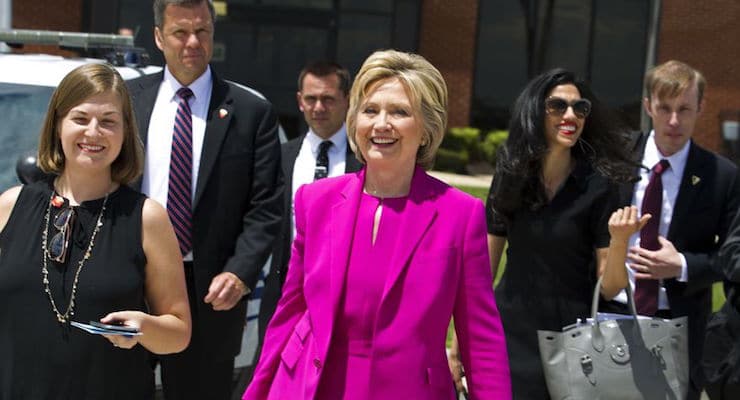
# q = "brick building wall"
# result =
<box><xmin>657</xmin><ymin>0</ymin><xmax>740</xmax><ymax>154</ymax></box>
<box><xmin>12</xmin><ymin>0</ymin><xmax>83</xmax><ymax>56</ymax></box>
<box><xmin>417</xmin><ymin>0</ymin><xmax>478</xmax><ymax>129</ymax></box>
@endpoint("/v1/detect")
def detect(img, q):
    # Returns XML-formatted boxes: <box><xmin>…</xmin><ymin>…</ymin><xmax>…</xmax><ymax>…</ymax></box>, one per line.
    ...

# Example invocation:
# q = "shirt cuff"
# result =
<box><xmin>677</xmin><ymin>253</ymin><xmax>688</xmax><ymax>282</ymax></box>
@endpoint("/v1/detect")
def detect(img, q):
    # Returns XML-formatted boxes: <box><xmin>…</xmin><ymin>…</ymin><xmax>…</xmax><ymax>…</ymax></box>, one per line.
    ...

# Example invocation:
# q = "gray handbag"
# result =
<box><xmin>537</xmin><ymin>276</ymin><xmax>689</xmax><ymax>399</ymax></box>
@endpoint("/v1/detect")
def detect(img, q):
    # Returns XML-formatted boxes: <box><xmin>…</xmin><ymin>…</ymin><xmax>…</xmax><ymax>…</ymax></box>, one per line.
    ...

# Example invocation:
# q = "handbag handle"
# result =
<box><xmin>589</xmin><ymin>275</ymin><xmax>642</xmax><ymax>352</ymax></box>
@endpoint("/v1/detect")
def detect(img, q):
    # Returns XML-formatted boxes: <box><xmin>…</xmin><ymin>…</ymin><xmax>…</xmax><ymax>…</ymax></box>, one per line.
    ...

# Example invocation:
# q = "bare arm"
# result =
<box><xmin>101</xmin><ymin>199</ymin><xmax>191</xmax><ymax>354</ymax></box>
<box><xmin>0</xmin><ymin>186</ymin><xmax>22</xmax><ymax>234</ymax></box>
<box><xmin>598</xmin><ymin>206</ymin><xmax>649</xmax><ymax>299</ymax></box>
<box><xmin>488</xmin><ymin>234</ymin><xmax>507</xmax><ymax>284</ymax></box>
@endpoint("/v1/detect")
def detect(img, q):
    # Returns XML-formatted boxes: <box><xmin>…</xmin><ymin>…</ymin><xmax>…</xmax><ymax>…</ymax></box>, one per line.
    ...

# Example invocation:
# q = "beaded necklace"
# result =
<box><xmin>41</xmin><ymin>191</ymin><xmax>108</xmax><ymax>324</ymax></box>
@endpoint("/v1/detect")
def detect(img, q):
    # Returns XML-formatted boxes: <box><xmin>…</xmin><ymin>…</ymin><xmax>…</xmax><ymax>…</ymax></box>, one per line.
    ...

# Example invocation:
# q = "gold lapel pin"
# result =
<box><xmin>219</xmin><ymin>108</ymin><xmax>228</xmax><ymax>119</ymax></box>
<box><xmin>691</xmin><ymin>175</ymin><xmax>701</xmax><ymax>185</ymax></box>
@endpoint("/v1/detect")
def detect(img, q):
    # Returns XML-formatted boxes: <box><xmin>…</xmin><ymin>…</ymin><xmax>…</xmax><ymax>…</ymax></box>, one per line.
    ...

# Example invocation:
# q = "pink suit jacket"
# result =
<box><xmin>245</xmin><ymin>167</ymin><xmax>511</xmax><ymax>399</ymax></box>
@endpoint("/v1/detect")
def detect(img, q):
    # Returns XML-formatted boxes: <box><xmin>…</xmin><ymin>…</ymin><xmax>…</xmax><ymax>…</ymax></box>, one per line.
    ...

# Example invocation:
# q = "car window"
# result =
<box><xmin>0</xmin><ymin>82</ymin><xmax>53</xmax><ymax>191</ymax></box>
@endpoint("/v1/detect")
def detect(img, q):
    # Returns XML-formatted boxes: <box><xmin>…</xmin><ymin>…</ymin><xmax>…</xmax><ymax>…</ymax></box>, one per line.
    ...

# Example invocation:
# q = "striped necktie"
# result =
<box><xmin>167</xmin><ymin>87</ymin><xmax>194</xmax><ymax>256</ymax></box>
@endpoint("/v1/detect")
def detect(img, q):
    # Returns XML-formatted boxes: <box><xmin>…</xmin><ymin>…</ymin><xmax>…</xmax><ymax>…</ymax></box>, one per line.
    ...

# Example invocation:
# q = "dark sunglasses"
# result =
<box><xmin>545</xmin><ymin>97</ymin><xmax>592</xmax><ymax>119</ymax></box>
<box><xmin>49</xmin><ymin>207</ymin><xmax>74</xmax><ymax>263</ymax></box>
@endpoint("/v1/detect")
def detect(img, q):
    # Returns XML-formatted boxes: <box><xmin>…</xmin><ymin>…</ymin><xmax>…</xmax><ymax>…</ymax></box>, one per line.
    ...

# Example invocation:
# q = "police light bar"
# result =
<box><xmin>0</xmin><ymin>29</ymin><xmax>134</xmax><ymax>50</ymax></box>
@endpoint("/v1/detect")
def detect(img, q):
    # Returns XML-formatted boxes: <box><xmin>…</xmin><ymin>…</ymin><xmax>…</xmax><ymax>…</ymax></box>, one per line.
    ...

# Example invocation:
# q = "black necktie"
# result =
<box><xmin>314</xmin><ymin>140</ymin><xmax>333</xmax><ymax>181</ymax></box>
<box><xmin>634</xmin><ymin>159</ymin><xmax>670</xmax><ymax>316</ymax></box>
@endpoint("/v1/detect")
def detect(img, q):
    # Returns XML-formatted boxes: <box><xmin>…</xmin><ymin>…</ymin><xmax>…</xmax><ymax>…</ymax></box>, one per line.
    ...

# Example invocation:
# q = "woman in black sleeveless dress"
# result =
<box><xmin>484</xmin><ymin>70</ymin><xmax>646</xmax><ymax>399</ymax></box>
<box><xmin>448</xmin><ymin>69</ymin><xmax>647</xmax><ymax>399</ymax></box>
<box><xmin>0</xmin><ymin>63</ymin><xmax>191</xmax><ymax>399</ymax></box>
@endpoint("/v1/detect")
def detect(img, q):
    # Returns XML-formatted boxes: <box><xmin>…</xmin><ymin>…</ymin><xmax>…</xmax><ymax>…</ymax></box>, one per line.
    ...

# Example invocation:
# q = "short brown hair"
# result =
<box><xmin>297</xmin><ymin>61</ymin><xmax>351</xmax><ymax>96</ymax></box>
<box><xmin>346</xmin><ymin>50</ymin><xmax>448</xmax><ymax>170</ymax></box>
<box><xmin>645</xmin><ymin>60</ymin><xmax>706</xmax><ymax>105</ymax></box>
<box><xmin>37</xmin><ymin>63</ymin><xmax>144</xmax><ymax>184</ymax></box>
<box><xmin>154</xmin><ymin>0</ymin><xmax>215</xmax><ymax>29</ymax></box>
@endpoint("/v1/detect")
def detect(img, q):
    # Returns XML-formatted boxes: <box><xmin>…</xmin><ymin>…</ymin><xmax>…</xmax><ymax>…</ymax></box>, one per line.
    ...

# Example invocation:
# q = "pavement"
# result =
<box><xmin>428</xmin><ymin>170</ymin><xmax>492</xmax><ymax>188</ymax></box>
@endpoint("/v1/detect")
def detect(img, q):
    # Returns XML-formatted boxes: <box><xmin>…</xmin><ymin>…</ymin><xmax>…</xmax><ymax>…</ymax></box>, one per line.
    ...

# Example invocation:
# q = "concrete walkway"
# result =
<box><xmin>428</xmin><ymin>170</ymin><xmax>492</xmax><ymax>188</ymax></box>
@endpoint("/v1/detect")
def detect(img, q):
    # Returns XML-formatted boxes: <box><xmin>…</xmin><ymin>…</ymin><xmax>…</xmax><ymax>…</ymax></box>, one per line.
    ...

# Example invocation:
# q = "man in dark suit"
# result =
<box><xmin>257</xmin><ymin>61</ymin><xmax>362</xmax><ymax>347</ymax></box>
<box><xmin>608</xmin><ymin>60</ymin><xmax>740</xmax><ymax>400</ymax></box>
<box><xmin>127</xmin><ymin>1</ymin><xmax>282</xmax><ymax>399</ymax></box>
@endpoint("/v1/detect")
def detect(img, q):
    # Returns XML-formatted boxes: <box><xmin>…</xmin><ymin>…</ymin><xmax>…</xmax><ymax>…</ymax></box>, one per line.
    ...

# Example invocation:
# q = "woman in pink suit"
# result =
<box><xmin>244</xmin><ymin>50</ymin><xmax>511</xmax><ymax>399</ymax></box>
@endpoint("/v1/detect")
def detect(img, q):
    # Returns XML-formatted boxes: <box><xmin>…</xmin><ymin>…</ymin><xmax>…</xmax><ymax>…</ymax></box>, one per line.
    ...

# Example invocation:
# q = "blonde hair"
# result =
<box><xmin>346</xmin><ymin>50</ymin><xmax>448</xmax><ymax>170</ymax></box>
<box><xmin>645</xmin><ymin>60</ymin><xmax>706</xmax><ymax>106</ymax></box>
<box><xmin>37</xmin><ymin>63</ymin><xmax>144</xmax><ymax>184</ymax></box>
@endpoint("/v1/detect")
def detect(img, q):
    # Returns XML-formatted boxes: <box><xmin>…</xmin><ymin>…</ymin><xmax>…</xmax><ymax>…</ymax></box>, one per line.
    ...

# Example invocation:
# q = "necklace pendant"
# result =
<box><xmin>50</xmin><ymin>195</ymin><xmax>64</xmax><ymax>208</ymax></box>
<box><xmin>57</xmin><ymin>315</ymin><xmax>66</xmax><ymax>323</ymax></box>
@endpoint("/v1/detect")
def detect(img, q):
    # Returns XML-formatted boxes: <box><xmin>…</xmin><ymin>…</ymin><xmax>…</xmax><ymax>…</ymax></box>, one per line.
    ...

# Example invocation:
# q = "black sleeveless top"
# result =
<box><xmin>0</xmin><ymin>180</ymin><xmax>153</xmax><ymax>400</ymax></box>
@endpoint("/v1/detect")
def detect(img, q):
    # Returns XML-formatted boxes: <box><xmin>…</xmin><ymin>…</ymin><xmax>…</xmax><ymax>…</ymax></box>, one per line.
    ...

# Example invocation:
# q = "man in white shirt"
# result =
<box><xmin>606</xmin><ymin>60</ymin><xmax>740</xmax><ymax>400</ymax></box>
<box><xmin>127</xmin><ymin>0</ymin><xmax>283</xmax><ymax>398</ymax></box>
<box><xmin>257</xmin><ymin>61</ymin><xmax>362</xmax><ymax>349</ymax></box>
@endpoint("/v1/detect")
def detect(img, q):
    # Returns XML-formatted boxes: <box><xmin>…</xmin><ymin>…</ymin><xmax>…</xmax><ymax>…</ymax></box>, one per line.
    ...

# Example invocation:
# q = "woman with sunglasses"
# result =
<box><xmin>0</xmin><ymin>63</ymin><xmax>191</xmax><ymax>399</ymax></box>
<box><xmin>449</xmin><ymin>69</ymin><xmax>644</xmax><ymax>398</ymax></box>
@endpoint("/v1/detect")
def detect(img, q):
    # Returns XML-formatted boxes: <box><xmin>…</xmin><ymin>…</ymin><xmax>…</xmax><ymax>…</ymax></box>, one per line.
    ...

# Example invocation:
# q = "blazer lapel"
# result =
<box><xmin>328</xmin><ymin>170</ymin><xmax>364</xmax><ymax>329</ymax></box>
<box><xmin>619</xmin><ymin>132</ymin><xmax>650</xmax><ymax>206</ymax></box>
<box><xmin>345</xmin><ymin>145</ymin><xmax>363</xmax><ymax>173</ymax></box>
<box><xmin>668</xmin><ymin>142</ymin><xmax>705</xmax><ymax>239</ymax></box>
<box><xmin>282</xmin><ymin>135</ymin><xmax>304</xmax><ymax>196</ymax></box>
<box><xmin>380</xmin><ymin>167</ymin><xmax>437</xmax><ymax>303</ymax></box>
<box><xmin>193</xmin><ymin>76</ymin><xmax>232</xmax><ymax>209</ymax></box>
<box><xmin>129</xmin><ymin>72</ymin><xmax>163</xmax><ymax>190</ymax></box>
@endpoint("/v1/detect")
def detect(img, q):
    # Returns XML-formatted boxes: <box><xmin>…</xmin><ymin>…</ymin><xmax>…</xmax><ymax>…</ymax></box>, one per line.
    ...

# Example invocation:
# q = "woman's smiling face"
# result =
<box><xmin>354</xmin><ymin>77</ymin><xmax>423</xmax><ymax>172</ymax></box>
<box><xmin>543</xmin><ymin>83</ymin><xmax>586</xmax><ymax>151</ymax></box>
<box><xmin>58</xmin><ymin>90</ymin><xmax>124</xmax><ymax>173</ymax></box>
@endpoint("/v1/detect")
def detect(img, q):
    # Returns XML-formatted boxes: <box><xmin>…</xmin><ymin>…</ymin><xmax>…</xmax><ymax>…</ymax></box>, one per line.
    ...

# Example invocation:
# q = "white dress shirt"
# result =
<box><xmin>614</xmin><ymin>130</ymin><xmax>690</xmax><ymax>309</ymax></box>
<box><xmin>141</xmin><ymin>66</ymin><xmax>213</xmax><ymax>260</ymax></box>
<box><xmin>290</xmin><ymin>125</ymin><xmax>349</xmax><ymax>237</ymax></box>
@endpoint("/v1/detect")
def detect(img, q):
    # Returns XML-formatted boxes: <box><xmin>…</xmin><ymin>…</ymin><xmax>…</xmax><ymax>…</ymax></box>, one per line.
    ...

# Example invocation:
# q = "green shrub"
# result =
<box><xmin>434</xmin><ymin>147</ymin><xmax>469</xmax><ymax>174</ymax></box>
<box><xmin>442</xmin><ymin>127</ymin><xmax>481</xmax><ymax>160</ymax></box>
<box><xmin>480</xmin><ymin>130</ymin><xmax>508</xmax><ymax>165</ymax></box>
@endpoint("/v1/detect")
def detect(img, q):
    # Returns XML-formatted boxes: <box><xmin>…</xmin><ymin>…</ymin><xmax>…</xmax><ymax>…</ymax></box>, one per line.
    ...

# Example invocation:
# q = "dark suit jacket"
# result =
<box><xmin>614</xmin><ymin>132</ymin><xmax>740</xmax><ymax>392</ymax></box>
<box><xmin>257</xmin><ymin>133</ymin><xmax>362</xmax><ymax>343</ymax></box>
<box><xmin>127</xmin><ymin>70</ymin><xmax>284</xmax><ymax>359</ymax></box>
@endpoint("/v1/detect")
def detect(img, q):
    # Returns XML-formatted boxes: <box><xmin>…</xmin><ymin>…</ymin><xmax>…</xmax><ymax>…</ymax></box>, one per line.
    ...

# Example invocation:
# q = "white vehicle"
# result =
<box><xmin>0</xmin><ymin>29</ymin><xmax>161</xmax><ymax>191</ymax></box>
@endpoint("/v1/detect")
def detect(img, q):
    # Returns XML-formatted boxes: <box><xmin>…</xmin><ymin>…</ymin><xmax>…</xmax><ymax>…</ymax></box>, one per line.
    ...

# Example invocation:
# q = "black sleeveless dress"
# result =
<box><xmin>487</xmin><ymin>161</ymin><xmax>619</xmax><ymax>399</ymax></box>
<box><xmin>0</xmin><ymin>179</ymin><xmax>153</xmax><ymax>400</ymax></box>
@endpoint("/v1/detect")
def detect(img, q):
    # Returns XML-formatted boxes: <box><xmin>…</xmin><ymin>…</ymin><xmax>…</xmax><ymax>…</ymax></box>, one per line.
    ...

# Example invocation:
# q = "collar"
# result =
<box><xmin>644</xmin><ymin>130</ymin><xmax>690</xmax><ymax>177</ymax></box>
<box><xmin>162</xmin><ymin>65</ymin><xmax>212</xmax><ymax>103</ymax></box>
<box><xmin>568</xmin><ymin>157</ymin><xmax>596</xmax><ymax>192</ymax></box>
<box><xmin>306</xmin><ymin>124</ymin><xmax>348</xmax><ymax>154</ymax></box>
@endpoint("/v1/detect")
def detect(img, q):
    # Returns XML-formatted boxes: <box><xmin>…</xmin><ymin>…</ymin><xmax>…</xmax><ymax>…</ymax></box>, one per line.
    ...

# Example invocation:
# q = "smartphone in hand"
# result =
<box><xmin>89</xmin><ymin>321</ymin><xmax>140</xmax><ymax>334</ymax></box>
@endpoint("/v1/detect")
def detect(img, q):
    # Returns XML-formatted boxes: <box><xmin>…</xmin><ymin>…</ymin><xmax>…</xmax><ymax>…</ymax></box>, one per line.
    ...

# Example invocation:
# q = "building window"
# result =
<box><xmin>473</xmin><ymin>0</ymin><xmax>651</xmax><ymax>131</ymax></box>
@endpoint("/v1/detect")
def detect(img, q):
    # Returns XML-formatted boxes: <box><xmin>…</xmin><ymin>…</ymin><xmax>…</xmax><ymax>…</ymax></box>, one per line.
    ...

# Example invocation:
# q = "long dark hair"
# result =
<box><xmin>491</xmin><ymin>68</ymin><xmax>636</xmax><ymax>217</ymax></box>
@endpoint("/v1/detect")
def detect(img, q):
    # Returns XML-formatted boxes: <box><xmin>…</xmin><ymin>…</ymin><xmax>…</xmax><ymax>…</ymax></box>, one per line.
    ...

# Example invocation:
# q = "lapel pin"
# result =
<box><xmin>691</xmin><ymin>175</ymin><xmax>701</xmax><ymax>186</ymax></box>
<box><xmin>219</xmin><ymin>108</ymin><xmax>228</xmax><ymax>119</ymax></box>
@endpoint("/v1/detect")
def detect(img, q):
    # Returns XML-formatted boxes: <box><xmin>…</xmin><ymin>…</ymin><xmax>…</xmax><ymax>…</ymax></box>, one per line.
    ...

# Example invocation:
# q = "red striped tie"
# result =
<box><xmin>168</xmin><ymin>87</ymin><xmax>194</xmax><ymax>256</ymax></box>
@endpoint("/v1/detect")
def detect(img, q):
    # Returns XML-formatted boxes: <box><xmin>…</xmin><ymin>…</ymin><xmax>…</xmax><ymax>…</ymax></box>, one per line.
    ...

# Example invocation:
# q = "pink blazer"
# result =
<box><xmin>245</xmin><ymin>167</ymin><xmax>511</xmax><ymax>399</ymax></box>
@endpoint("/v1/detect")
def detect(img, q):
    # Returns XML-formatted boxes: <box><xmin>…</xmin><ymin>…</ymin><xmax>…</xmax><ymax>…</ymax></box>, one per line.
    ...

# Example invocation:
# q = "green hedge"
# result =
<box><xmin>481</xmin><ymin>130</ymin><xmax>508</xmax><ymax>165</ymax></box>
<box><xmin>435</xmin><ymin>148</ymin><xmax>469</xmax><ymax>174</ymax></box>
<box><xmin>434</xmin><ymin>127</ymin><xmax>508</xmax><ymax>173</ymax></box>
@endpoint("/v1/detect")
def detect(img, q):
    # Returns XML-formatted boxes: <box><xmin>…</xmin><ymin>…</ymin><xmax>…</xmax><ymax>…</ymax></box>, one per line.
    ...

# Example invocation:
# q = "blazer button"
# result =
<box><xmin>313</xmin><ymin>358</ymin><xmax>322</xmax><ymax>369</ymax></box>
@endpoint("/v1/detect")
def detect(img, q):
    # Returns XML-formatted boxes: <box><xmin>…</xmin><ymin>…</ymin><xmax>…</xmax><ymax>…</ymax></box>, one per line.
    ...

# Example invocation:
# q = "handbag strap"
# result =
<box><xmin>590</xmin><ymin>275</ymin><xmax>642</xmax><ymax>352</ymax></box>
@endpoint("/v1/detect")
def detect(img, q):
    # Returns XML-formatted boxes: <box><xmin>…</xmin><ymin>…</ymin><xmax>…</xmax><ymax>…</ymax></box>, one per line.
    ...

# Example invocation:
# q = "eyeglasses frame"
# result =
<box><xmin>49</xmin><ymin>207</ymin><xmax>75</xmax><ymax>263</ymax></box>
<box><xmin>545</xmin><ymin>96</ymin><xmax>592</xmax><ymax>119</ymax></box>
